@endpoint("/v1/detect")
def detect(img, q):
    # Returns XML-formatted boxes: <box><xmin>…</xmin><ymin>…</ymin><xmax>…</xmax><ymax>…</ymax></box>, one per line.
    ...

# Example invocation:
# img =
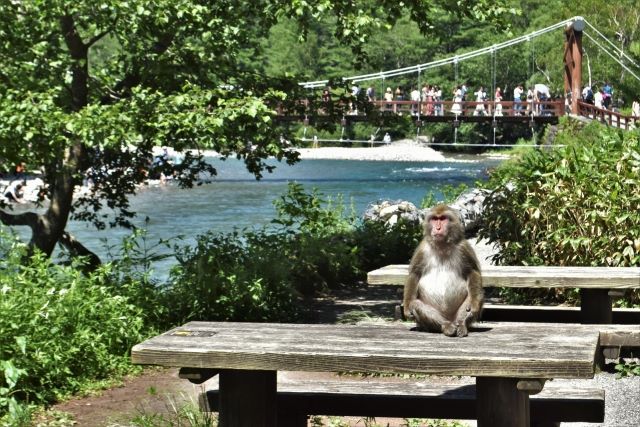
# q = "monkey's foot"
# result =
<box><xmin>456</xmin><ymin>324</ymin><xmax>469</xmax><ymax>337</ymax></box>
<box><xmin>442</xmin><ymin>322</ymin><xmax>457</xmax><ymax>337</ymax></box>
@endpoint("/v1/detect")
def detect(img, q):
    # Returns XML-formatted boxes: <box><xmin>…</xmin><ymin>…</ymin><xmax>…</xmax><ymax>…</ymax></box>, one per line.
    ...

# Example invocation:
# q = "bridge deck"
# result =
<box><xmin>276</xmin><ymin>99</ymin><xmax>639</xmax><ymax>130</ymax></box>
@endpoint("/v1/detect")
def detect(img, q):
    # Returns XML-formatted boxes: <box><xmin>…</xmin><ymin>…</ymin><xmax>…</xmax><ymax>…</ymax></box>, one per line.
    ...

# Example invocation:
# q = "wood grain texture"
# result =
<box><xmin>202</xmin><ymin>380</ymin><xmax>604</xmax><ymax>423</ymax></box>
<box><xmin>131</xmin><ymin>321</ymin><xmax>598</xmax><ymax>379</ymax></box>
<box><xmin>367</xmin><ymin>264</ymin><xmax>640</xmax><ymax>288</ymax></box>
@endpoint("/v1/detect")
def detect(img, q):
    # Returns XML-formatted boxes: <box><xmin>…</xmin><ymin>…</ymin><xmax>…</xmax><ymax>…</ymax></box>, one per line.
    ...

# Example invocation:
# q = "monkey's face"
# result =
<box><xmin>429</xmin><ymin>215</ymin><xmax>449</xmax><ymax>241</ymax></box>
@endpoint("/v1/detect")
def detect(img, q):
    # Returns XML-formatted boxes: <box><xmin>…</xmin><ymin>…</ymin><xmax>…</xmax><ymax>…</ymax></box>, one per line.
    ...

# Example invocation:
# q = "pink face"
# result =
<box><xmin>430</xmin><ymin>215</ymin><xmax>449</xmax><ymax>240</ymax></box>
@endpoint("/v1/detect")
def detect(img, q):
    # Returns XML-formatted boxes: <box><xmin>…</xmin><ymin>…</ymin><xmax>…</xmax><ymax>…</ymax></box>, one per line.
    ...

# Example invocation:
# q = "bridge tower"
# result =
<box><xmin>564</xmin><ymin>18</ymin><xmax>585</xmax><ymax>115</ymax></box>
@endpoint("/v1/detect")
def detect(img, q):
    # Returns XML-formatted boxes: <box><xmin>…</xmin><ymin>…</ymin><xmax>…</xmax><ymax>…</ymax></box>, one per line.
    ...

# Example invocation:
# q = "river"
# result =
<box><xmin>7</xmin><ymin>156</ymin><xmax>502</xmax><ymax>277</ymax></box>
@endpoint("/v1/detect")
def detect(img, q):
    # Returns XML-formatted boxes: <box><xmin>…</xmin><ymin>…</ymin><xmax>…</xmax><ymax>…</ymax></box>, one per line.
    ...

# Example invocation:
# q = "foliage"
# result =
<box><xmin>165</xmin><ymin>183</ymin><xmax>422</xmax><ymax>324</ymax></box>
<box><xmin>0</xmin><ymin>0</ymin><xmax>512</xmax><ymax>262</ymax></box>
<box><xmin>479</xmin><ymin>118</ymin><xmax>640</xmax><ymax>305</ymax></box>
<box><xmin>0</xmin><ymin>232</ymin><xmax>149</xmax><ymax>424</ymax></box>
<box><xmin>614</xmin><ymin>360</ymin><xmax>640</xmax><ymax>378</ymax></box>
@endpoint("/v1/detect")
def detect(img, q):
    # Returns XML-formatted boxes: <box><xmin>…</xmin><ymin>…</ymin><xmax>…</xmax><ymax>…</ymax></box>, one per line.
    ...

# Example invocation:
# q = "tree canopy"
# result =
<box><xmin>0</xmin><ymin>0</ymin><xmax>514</xmax><ymax>261</ymax></box>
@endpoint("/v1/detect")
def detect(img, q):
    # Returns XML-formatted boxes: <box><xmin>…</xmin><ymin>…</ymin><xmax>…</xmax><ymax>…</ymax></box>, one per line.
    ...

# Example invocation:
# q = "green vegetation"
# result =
<box><xmin>480</xmin><ymin>119</ymin><xmax>640</xmax><ymax>305</ymax></box>
<box><xmin>0</xmin><ymin>183</ymin><xmax>425</xmax><ymax>424</ymax></box>
<box><xmin>2</xmin><ymin>0</ymin><xmax>640</xmax><ymax>425</ymax></box>
<box><xmin>0</xmin><ymin>230</ymin><xmax>149</xmax><ymax>424</ymax></box>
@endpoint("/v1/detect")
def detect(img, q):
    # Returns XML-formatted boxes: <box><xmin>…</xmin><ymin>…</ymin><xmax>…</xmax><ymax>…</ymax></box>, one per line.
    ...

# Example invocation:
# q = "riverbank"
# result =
<box><xmin>293</xmin><ymin>139</ymin><xmax>448</xmax><ymax>161</ymax></box>
<box><xmin>152</xmin><ymin>140</ymin><xmax>509</xmax><ymax>163</ymax></box>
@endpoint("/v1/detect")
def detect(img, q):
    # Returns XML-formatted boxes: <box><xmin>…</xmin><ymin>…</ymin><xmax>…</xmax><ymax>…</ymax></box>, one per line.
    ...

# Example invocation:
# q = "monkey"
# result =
<box><xmin>403</xmin><ymin>204</ymin><xmax>483</xmax><ymax>337</ymax></box>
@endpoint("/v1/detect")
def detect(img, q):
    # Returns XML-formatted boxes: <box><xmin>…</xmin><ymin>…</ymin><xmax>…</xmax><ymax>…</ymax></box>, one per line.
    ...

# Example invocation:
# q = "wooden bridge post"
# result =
<box><xmin>564</xmin><ymin>18</ymin><xmax>584</xmax><ymax>115</ymax></box>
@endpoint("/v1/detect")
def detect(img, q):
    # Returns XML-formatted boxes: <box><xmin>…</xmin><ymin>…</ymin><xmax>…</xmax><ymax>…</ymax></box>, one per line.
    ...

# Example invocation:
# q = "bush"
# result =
<box><xmin>0</xmin><ymin>234</ymin><xmax>148</xmax><ymax>423</ymax></box>
<box><xmin>165</xmin><ymin>183</ymin><xmax>424</xmax><ymax>324</ymax></box>
<box><xmin>165</xmin><ymin>230</ymin><xmax>300</xmax><ymax>325</ymax></box>
<box><xmin>479</xmin><ymin>119</ymin><xmax>640</xmax><ymax>305</ymax></box>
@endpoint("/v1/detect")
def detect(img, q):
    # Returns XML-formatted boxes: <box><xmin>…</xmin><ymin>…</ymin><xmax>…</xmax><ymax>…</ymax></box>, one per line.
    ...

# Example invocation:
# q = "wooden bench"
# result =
<box><xmin>367</xmin><ymin>264</ymin><xmax>640</xmax><ymax>324</ymax></box>
<box><xmin>133</xmin><ymin>321</ymin><xmax>601</xmax><ymax>427</ymax></box>
<box><xmin>199</xmin><ymin>377</ymin><xmax>604</xmax><ymax>427</ymax></box>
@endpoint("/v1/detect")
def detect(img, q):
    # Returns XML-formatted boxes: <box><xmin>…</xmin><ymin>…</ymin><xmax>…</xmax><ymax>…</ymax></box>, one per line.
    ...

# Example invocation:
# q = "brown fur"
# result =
<box><xmin>403</xmin><ymin>205</ymin><xmax>483</xmax><ymax>337</ymax></box>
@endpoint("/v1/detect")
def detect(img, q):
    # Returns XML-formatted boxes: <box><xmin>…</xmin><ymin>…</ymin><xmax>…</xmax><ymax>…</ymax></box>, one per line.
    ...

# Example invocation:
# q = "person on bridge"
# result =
<box><xmin>434</xmin><ymin>86</ymin><xmax>443</xmax><ymax>116</ymax></box>
<box><xmin>513</xmin><ymin>85</ymin><xmax>523</xmax><ymax>115</ymax></box>
<box><xmin>366</xmin><ymin>86</ymin><xmax>375</xmax><ymax>102</ymax></box>
<box><xmin>632</xmin><ymin>100</ymin><xmax>640</xmax><ymax>117</ymax></box>
<box><xmin>473</xmin><ymin>86</ymin><xmax>488</xmax><ymax>116</ymax></box>
<box><xmin>526</xmin><ymin>86</ymin><xmax>535</xmax><ymax>116</ymax></box>
<box><xmin>594</xmin><ymin>87</ymin><xmax>604</xmax><ymax>109</ymax></box>
<box><xmin>603</xmin><ymin>82</ymin><xmax>613</xmax><ymax>109</ymax></box>
<box><xmin>4</xmin><ymin>181</ymin><xmax>25</xmax><ymax>204</ymax></box>
<box><xmin>451</xmin><ymin>86</ymin><xmax>463</xmax><ymax>115</ymax></box>
<box><xmin>410</xmin><ymin>87</ymin><xmax>421</xmax><ymax>116</ymax></box>
<box><xmin>384</xmin><ymin>87</ymin><xmax>394</xmax><ymax>112</ymax></box>
<box><xmin>494</xmin><ymin>87</ymin><xmax>503</xmax><ymax>116</ymax></box>
<box><xmin>582</xmin><ymin>85</ymin><xmax>594</xmax><ymax>104</ymax></box>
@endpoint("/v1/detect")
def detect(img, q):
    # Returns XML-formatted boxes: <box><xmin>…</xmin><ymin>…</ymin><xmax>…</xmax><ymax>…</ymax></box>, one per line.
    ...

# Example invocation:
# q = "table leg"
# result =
<box><xmin>476</xmin><ymin>377</ymin><xmax>530</xmax><ymax>427</ymax></box>
<box><xmin>580</xmin><ymin>288</ymin><xmax>612</xmax><ymax>324</ymax></box>
<box><xmin>218</xmin><ymin>369</ymin><xmax>277</xmax><ymax>427</ymax></box>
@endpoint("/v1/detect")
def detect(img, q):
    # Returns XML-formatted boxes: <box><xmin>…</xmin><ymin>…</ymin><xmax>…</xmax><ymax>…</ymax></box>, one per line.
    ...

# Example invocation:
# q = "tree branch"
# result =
<box><xmin>100</xmin><ymin>33</ymin><xmax>175</xmax><ymax>105</ymax></box>
<box><xmin>0</xmin><ymin>209</ymin><xmax>39</xmax><ymax>228</ymax></box>
<box><xmin>86</xmin><ymin>28</ymin><xmax>112</xmax><ymax>48</ymax></box>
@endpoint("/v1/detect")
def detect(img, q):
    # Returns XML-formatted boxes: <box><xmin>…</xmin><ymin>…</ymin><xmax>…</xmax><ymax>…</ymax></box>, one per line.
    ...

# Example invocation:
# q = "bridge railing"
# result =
<box><xmin>275</xmin><ymin>99</ymin><xmax>565</xmax><ymax>119</ymax></box>
<box><xmin>577</xmin><ymin>101</ymin><xmax>639</xmax><ymax>130</ymax></box>
<box><xmin>371</xmin><ymin>100</ymin><xmax>564</xmax><ymax>118</ymax></box>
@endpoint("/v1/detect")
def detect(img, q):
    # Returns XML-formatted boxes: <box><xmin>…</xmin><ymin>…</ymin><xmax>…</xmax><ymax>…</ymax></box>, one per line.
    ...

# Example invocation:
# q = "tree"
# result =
<box><xmin>0</xmin><ymin>0</ymin><xmax>512</xmax><ymax>263</ymax></box>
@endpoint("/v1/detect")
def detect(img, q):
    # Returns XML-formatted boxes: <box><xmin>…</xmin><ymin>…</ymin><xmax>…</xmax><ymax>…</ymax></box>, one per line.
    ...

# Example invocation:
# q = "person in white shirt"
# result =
<box><xmin>410</xmin><ymin>87</ymin><xmax>421</xmax><ymax>116</ymax></box>
<box><xmin>594</xmin><ymin>88</ymin><xmax>604</xmax><ymax>109</ymax></box>
<box><xmin>513</xmin><ymin>85</ymin><xmax>523</xmax><ymax>115</ymax></box>
<box><xmin>473</xmin><ymin>86</ymin><xmax>487</xmax><ymax>116</ymax></box>
<box><xmin>4</xmin><ymin>182</ymin><xmax>25</xmax><ymax>204</ymax></box>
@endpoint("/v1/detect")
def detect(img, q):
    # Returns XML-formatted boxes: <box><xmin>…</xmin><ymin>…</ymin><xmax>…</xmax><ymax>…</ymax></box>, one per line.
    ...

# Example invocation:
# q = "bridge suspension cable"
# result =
<box><xmin>583</xmin><ymin>20</ymin><xmax>640</xmax><ymax>70</ymax></box>
<box><xmin>299</xmin><ymin>16</ymin><xmax>640</xmax><ymax>89</ymax></box>
<box><xmin>299</xmin><ymin>17</ymin><xmax>580</xmax><ymax>88</ymax></box>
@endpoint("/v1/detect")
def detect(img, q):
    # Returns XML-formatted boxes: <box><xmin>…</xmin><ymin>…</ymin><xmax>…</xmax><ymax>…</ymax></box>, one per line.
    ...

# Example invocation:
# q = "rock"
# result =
<box><xmin>363</xmin><ymin>200</ymin><xmax>422</xmax><ymax>226</ymax></box>
<box><xmin>363</xmin><ymin>188</ymin><xmax>489</xmax><ymax>236</ymax></box>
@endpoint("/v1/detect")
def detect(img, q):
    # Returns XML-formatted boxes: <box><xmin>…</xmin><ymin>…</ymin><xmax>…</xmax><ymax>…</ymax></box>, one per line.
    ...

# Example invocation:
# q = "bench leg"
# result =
<box><xmin>580</xmin><ymin>289</ymin><xmax>612</xmax><ymax>324</ymax></box>
<box><xmin>278</xmin><ymin>413</ymin><xmax>308</xmax><ymax>427</ymax></box>
<box><xmin>218</xmin><ymin>369</ymin><xmax>277</xmax><ymax>427</ymax></box>
<box><xmin>476</xmin><ymin>377</ymin><xmax>530</xmax><ymax>427</ymax></box>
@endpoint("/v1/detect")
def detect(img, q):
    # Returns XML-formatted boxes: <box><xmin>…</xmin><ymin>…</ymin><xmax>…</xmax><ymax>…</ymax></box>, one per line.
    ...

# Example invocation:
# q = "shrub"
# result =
<box><xmin>0</xmin><ymin>235</ymin><xmax>148</xmax><ymax>423</ymax></box>
<box><xmin>165</xmin><ymin>230</ymin><xmax>300</xmax><ymax>325</ymax></box>
<box><xmin>479</xmin><ymin>119</ymin><xmax>640</xmax><ymax>305</ymax></box>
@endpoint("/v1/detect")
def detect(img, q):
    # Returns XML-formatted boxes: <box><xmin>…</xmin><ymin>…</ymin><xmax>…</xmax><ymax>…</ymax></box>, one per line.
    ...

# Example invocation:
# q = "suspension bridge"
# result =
<box><xmin>278</xmin><ymin>16</ymin><xmax>640</xmax><ymax>145</ymax></box>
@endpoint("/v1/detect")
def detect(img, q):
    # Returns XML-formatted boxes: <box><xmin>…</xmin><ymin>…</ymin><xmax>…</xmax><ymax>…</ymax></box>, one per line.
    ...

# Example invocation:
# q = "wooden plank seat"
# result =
<box><xmin>368</xmin><ymin>264</ymin><xmax>640</xmax><ymax>324</ymax></box>
<box><xmin>199</xmin><ymin>378</ymin><xmax>605</xmax><ymax>427</ymax></box>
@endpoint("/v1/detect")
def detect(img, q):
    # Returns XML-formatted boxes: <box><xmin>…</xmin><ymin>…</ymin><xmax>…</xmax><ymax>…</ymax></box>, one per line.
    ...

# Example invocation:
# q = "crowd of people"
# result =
<box><xmin>331</xmin><ymin>79</ymin><xmax>640</xmax><ymax>119</ymax></box>
<box><xmin>349</xmin><ymin>81</ymin><xmax>557</xmax><ymax>117</ymax></box>
<box><xmin>581</xmin><ymin>82</ymin><xmax>615</xmax><ymax>109</ymax></box>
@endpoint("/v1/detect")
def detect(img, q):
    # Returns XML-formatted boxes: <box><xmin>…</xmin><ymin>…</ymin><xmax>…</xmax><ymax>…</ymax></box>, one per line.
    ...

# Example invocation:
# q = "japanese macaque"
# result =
<box><xmin>403</xmin><ymin>204</ymin><xmax>483</xmax><ymax>337</ymax></box>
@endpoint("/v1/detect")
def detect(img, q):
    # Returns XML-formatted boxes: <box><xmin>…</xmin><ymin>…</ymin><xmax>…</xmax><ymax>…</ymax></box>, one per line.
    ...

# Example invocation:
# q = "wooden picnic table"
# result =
<box><xmin>367</xmin><ymin>264</ymin><xmax>640</xmax><ymax>324</ymax></box>
<box><xmin>131</xmin><ymin>321</ymin><xmax>600</xmax><ymax>427</ymax></box>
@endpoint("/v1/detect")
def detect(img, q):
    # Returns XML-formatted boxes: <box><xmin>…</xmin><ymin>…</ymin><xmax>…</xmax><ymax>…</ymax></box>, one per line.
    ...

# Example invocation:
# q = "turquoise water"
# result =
<box><xmin>11</xmin><ymin>156</ymin><xmax>501</xmax><ymax>274</ymax></box>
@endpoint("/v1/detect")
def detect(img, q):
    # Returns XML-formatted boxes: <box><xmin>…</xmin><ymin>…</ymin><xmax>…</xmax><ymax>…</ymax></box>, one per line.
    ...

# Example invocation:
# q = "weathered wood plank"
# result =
<box><xmin>480</xmin><ymin>304</ymin><xmax>640</xmax><ymax>325</ymax></box>
<box><xmin>476</xmin><ymin>377</ymin><xmax>529</xmax><ymax>427</ymax></box>
<box><xmin>367</xmin><ymin>264</ymin><xmax>640</xmax><ymax>288</ymax></box>
<box><xmin>201</xmin><ymin>379</ymin><xmax>605</xmax><ymax>423</ymax></box>
<box><xmin>131</xmin><ymin>322</ymin><xmax>598</xmax><ymax>379</ymax></box>
<box><xmin>218</xmin><ymin>369</ymin><xmax>276</xmax><ymax>427</ymax></box>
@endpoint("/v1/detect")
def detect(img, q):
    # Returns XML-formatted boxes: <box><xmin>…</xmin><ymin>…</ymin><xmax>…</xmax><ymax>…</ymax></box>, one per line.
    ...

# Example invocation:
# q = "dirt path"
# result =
<box><xmin>47</xmin><ymin>368</ymin><xmax>198</xmax><ymax>426</ymax></box>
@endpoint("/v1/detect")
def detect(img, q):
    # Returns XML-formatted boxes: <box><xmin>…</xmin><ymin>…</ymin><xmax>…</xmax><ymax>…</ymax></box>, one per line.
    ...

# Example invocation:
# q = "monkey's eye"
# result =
<box><xmin>431</xmin><ymin>216</ymin><xmax>448</xmax><ymax>221</ymax></box>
